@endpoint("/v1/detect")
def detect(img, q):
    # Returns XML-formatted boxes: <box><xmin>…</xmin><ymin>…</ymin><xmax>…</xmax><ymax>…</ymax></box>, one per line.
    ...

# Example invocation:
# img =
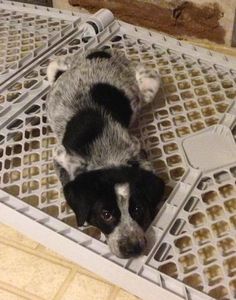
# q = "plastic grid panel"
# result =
<box><xmin>102</xmin><ymin>32</ymin><xmax>236</xmax><ymax>189</ymax></box>
<box><xmin>0</xmin><ymin>20</ymin><xmax>120</xmax><ymax>127</ymax></box>
<box><xmin>0</xmin><ymin>12</ymin><xmax>236</xmax><ymax>300</ymax></box>
<box><xmin>0</xmin><ymin>91</ymin><xmax>108</xmax><ymax>237</ymax></box>
<box><xmin>2</xmin><ymin>20</ymin><xmax>236</xmax><ymax>189</ymax></box>
<box><xmin>1</xmin><ymin>20</ymin><xmax>236</xmax><ymax>224</ymax></box>
<box><xmin>0</xmin><ymin>20</ymin><xmax>121</xmax><ymax>233</ymax></box>
<box><xmin>0</xmin><ymin>0</ymin><xmax>84</xmax><ymax>86</ymax></box>
<box><xmin>150</xmin><ymin>165</ymin><xmax>236</xmax><ymax>299</ymax></box>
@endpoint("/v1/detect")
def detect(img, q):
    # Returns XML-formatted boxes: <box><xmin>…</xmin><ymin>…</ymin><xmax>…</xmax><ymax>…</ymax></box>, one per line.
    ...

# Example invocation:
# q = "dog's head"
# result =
<box><xmin>63</xmin><ymin>166</ymin><xmax>165</xmax><ymax>258</ymax></box>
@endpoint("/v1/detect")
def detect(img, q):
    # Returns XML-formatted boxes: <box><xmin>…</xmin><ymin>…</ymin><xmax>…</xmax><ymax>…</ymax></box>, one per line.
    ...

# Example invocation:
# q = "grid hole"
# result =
<box><xmin>223</xmin><ymin>256</ymin><xmax>236</xmax><ymax>277</ymax></box>
<box><xmin>202</xmin><ymin>190</ymin><xmax>219</xmax><ymax>205</ymax></box>
<box><xmin>204</xmin><ymin>265</ymin><xmax>223</xmax><ymax>286</ymax></box>
<box><xmin>170</xmin><ymin>218</ymin><xmax>186</xmax><ymax>236</ymax></box>
<box><xmin>22</xmin><ymin>195</ymin><xmax>39</xmax><ymax>206</ymax></box>
<box><xmin>219</xmin><ymin>184</ymin><xmax>235</xmax><ymax>198</ymax></box>
<box><xmin>154</xmin><ymin>242</ymin><xmax>172</xmax><ymax>262</ymax></box>
<box><xmin>198</xmin><ymin>245</ymin><xmax>217</xmax><ymax>265</ymax></box>
<box><xmin>206</xmin><ymin>205</ymin><xmax>224</xmax><ymax>221</ymax></box>
<box><xmin>179</xmin><ymin>253</ymin><xmax>197</xmax><ymax>274</ymax></box>
<box><xmin>189</xmin><ymin>212</ymin><xmax>206</xmax><ymax>228</ymax></box>
<box><xmin>41</xmin><ymin>190</ymin><xmax>59</xmax><ymax>204</ymax></box>
<box><xmin>174</xmin><ymin>236</ymin><xmax>192</xmax><ymax>254</ymax></box>
<box><xmin>224</xmin><ymin>198</ymin><xmax>236</xmax><ymax>214</ymax></box>
<box><xmin>193</xmin><ymin>228</ymin><xmax>211</xmax><ymax>245</ymax></box>
<box><xmin>183</xmin><ymin>273</ymin><xmax>203</xmax><ymax>291</ymax></box>
<box><xmin>163</xmin><ymin>142</ymin><xmax>178</xmax><ymax>154</ymax></box>
<box><xmin>7</xmin><ymin>119</ymin><xmax>23</xmax><ymax>130</ymax></box>
<box><xmin>217</xmin><ymin>238</ymin><xmax>236</xmax><ymax>257</ymax></box>
<box><xmin>211</xmin><ymin>220</ymin><xmax>230</xmax><ymax>238</ymax></box>
<box><xmin>158</xmin><ymin>262</ymin><xmax>178</xmax><ymax>278</ymax></box>
<box><xmin>42</xmin><ymin>205</ymin><xmax>59</xmax><ymax>217</ymax></box>
<box><xmin>170</xmin><ymin>167</ymin><xmax>185</xmax><ymax>181</ymax></box>
<box><xmin>25</xmin><ymin>104</ymin><xmax>41</xmax><ymax>115</ymax></box>
<box><xmin>230</xmin><ymin>167</ymin><xmax>236</xmax><ymax>178</ymax></box>
<box><xmin>184</xmin><ymin>196</ymin><xmax>199</xmax><ymax>212</ymax></box>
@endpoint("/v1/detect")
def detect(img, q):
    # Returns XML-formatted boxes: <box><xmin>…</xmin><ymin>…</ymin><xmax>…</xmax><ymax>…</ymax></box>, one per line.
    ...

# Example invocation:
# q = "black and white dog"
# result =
<box><xmin>46</xmin><ymin>49</ymin><xmax>165</xmax><ymax>258</ymax></box>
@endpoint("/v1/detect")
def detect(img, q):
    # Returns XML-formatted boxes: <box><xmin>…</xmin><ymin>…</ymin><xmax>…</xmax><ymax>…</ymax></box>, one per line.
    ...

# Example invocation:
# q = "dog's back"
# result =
<box><xmin>47</xmin><ymin>50</ymin><xmax>141</xmax><ymax>141</ymax></box>
<box><xmin>46</xmin><ymin>50</ymin><xmax>142</xmax><ymax>175</ymax></box>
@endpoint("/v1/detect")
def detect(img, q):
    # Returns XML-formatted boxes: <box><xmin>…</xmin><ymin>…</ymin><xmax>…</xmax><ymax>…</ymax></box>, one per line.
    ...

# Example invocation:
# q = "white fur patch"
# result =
<box><xmin>47</xmin><ymin>59</ymin><xmax>69</xmax><ymax>85</ymax></box>
<box><xmin>135</xmin><ymin>65</ymin><xmax>161</xmax><ymax>103</ymax></box>
<box><xmin>115</xmin><ymin>183</ymin><xmax>129</xmax><ymax>200</ymax></box>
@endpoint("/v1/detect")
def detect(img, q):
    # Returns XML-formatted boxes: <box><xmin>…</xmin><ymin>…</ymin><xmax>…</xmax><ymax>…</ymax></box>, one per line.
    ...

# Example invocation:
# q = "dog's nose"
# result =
<box><xmin>119</xmin><ymin>237</ymin><xmax>146</xmax><ymax>258</ymax></box>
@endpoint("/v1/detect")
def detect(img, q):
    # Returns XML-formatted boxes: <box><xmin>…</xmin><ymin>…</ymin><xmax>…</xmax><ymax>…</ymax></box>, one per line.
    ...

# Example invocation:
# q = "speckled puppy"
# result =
<box><xmin>46</xmin><ymin>49</ymin><xmax>164</xmax><ymax>258</ymax></box>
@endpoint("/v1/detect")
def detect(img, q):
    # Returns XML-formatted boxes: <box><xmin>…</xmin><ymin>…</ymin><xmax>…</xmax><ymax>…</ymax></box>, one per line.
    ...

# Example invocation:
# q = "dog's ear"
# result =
<box><xmin>63</xmin><ymin>179</ymin><xmax>92</xmax><ymax>226</ymax></box>
<box><xmin>47</xmin><ymin>56</ymin><xmax>72</xmax><ymax>85</ymax></box>
<box><xmin>137</xmin><ymin>169</ymin><xmax>165</xmax><ymax>218</ymax></box>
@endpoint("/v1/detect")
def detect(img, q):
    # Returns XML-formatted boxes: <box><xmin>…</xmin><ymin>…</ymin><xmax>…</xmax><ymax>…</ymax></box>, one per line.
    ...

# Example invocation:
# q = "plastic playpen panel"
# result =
<box><xmin>0</xmin><ymin>2</ymin><xmax>236</xmax><ymax>300</ymax></box>
<box><xmin>0</xmin><ymin>0</ymin><xmax>85</xmax><ymax>86</ymax></box>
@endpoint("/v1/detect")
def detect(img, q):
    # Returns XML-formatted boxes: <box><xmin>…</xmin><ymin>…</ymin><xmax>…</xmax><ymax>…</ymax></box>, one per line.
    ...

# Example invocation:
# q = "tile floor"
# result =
<box><xmin>1</xmin><ymin>1</ymin><xmax>236</xmax><ymax>300</ymax></box>
<box><xmin>0</xmin><ymin>223</ymin><xmax>139</xmax><ymax>300</ymax></box>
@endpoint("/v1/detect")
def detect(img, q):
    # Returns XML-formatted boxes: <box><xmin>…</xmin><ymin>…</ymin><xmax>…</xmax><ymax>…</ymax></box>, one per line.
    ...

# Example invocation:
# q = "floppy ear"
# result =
<box><xmin>63</xmin><ymin>180</ymin><xmax>92</xmax><ymax>226</ymax></box>
<box><xmin>138</xmin><ymin>169</ymin><xmax>165</xmax><ymax>217</ymax></box>
<box><xmin>47</xmin><ymin>56</ymin><xmax>72</xmax><ymax>85</ymax></box>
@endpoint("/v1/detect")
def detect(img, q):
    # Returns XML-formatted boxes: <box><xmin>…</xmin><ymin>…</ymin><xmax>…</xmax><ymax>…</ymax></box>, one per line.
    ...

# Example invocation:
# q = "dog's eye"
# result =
<box><xmin>101</xmin><ymin>210</ymin><xmax>113</xmax><ymax>222</ymax></box>
<box><xmin>132</xmin><ymin>205</ymin><xmax>143</xmax><ymax>217</ymax></box>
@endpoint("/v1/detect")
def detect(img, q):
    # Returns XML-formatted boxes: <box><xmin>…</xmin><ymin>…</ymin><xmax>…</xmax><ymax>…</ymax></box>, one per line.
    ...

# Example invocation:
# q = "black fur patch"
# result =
<box><xmin>54</xmin><ymin>70</ymin><xmax>64</xmax><ymax>81</ymax></box>
<box><xmin>63</xmin><ymin>170</ymin><xmax>121</xmax><ymax>230</ymax></box>
<box><xmin>63</xmin><ymin>166</ymin><xmax>165</xmax><ymax>229</ymax></box>
<box><xmin>86</xmin><ymin>51</ymin><xmax>111</xmax><ymax>60</ymax></box>
<box><xmin>90</xmin><ymin>83</ymin><xmax>132</xmax><ymax>127</ymax></box>
<box><xmin>62</xmin><ymin>108</ymin><xmax>105</xmax><ymax>156</ymax></box>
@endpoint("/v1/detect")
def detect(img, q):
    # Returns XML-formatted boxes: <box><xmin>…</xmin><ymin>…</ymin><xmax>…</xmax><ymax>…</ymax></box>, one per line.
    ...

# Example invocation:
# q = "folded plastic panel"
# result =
<box><xmin>0</xmin><ymin>5</ymin><xmax>236</xmax><ymax>300</ymax></box>
<box><xmin>0</xmin><ymin>0</ymin><xmax>85</xmax><ymax>86</ymax></box>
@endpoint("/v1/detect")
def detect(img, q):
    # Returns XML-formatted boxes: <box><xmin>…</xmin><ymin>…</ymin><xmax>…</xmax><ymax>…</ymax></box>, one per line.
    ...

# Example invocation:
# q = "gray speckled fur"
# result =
<box><xmin>47</xmin><ymin>49</ymin><xmax>160</xmax><ymax>182</ymax></box>
<box><xmin>47</xmin><ymin>50</ymin><xmax>141</xmax><ymax>141</ymax></box>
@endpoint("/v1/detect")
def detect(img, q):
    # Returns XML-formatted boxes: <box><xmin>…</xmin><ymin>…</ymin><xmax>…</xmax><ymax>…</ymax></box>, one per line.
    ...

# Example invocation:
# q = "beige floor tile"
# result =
<box><xmin>35</xmin><ymin>244</ymin><xmax>70</xmax><ymax>262</ymax></box>
<box><xmin>0</xmin><ymin>223</ymin><xmax>38</xmax><ymax>249</ymax></box>
<box><xmin>0</xmin><ymin>288</ymin><xmax>27</xmax><ymax>300</ymax></box>
<box><xmin>0</xmin><ymin>243</ymin><xmax>71</xmax><ymax>299</ymax></box>
<box><xmin>60</xmin><ymin>273</ymin><xmax>112</xmax><ymax>300</ymax></box>
<box><xmin>115</xmin><ymin>290</ymin><xmax>139</xmax><ymax>300</ymax></box>
<box><xmin>36</xmin><ymin>245</ymin><xmax>111</xmax><ymax>283</ymax></box>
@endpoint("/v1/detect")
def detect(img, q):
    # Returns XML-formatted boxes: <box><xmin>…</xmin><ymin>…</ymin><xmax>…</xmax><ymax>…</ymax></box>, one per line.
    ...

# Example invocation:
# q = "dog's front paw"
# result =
<box><xmin>135</xmin><ymin>65</ymin><xmax>161</xmax><ymax>104</ymax></box>
<box><xmin>54</xmin><ymin>145</ymin><xmax>88</xmax><ymax>180</ymax></box>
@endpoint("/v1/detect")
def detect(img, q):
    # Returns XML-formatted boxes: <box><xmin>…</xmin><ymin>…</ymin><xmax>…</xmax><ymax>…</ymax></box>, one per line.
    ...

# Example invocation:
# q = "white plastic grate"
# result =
<box><xmin>0</xmin><ymin>0</ymin><xmax>86</xmax><ymax>86</ymax></box>
<box><xmin>153</xmin><ymin>165</ymin><xmax>236</xmax><ymax>299</ymax></box>
<box><xmin>144</xmin><ymin>125</ymin><xmax>236</xmax><ymax>300</ymax></box>
<box><xmin>0</xmin><ymin>4</ymin><xmax>236</xmax><ymax>300</ymax></box>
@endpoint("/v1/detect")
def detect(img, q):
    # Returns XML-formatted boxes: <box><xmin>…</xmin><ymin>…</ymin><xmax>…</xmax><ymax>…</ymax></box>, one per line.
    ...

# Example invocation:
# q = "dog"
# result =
<box><xmin>46</xmin><ymin>49</ymin><xmax>165</xmax><ymax>258</ymax></box>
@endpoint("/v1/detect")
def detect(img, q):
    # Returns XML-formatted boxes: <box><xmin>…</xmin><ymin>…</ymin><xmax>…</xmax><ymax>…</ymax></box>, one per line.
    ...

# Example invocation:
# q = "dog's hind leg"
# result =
<box><xmin>47</xmin><ymin>55</ymin><xmax>73</xmax><ymax>85</ymax></box>
<box><xmin>135</xmin><ymin>65</ymin><xmax>161</xmax><ymax>104</ymax></box>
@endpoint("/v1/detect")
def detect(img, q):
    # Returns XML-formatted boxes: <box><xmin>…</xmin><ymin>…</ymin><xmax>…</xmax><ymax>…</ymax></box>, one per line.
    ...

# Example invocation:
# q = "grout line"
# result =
<box><xmin>35</xmin><ymin>244</ymin><xmax>111</xmax><ymax>284</ymax></box>
<box><xmin>0</xmin><ymin>280</ymin><xmax>44</xmax><ymax>300</ymax></box>
<box><xmin>53</xmin><ymin>267</ymin><xmax>77</xmax><ymax>300</ymax></box>
<box><xmin>0</xmin><ymin>236</ymin><xmax>113</xmax><ymax>285</ymax></box>
<box><xmin>0</xmin><ymin>237</ymin><xmax>74</xmax><ymax>269</ymax></box>
<box><xmin>106</xmin><ymin>286</ymin><xmax>120</xmax><ymax>300</ymax></box>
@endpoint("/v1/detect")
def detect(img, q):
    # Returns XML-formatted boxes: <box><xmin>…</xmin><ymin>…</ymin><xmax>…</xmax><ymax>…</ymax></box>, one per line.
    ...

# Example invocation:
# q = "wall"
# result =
<box><xmin>69</xmin><ymin>0</ymin><xmax>236</xmax><ymax>46</ymax></box>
